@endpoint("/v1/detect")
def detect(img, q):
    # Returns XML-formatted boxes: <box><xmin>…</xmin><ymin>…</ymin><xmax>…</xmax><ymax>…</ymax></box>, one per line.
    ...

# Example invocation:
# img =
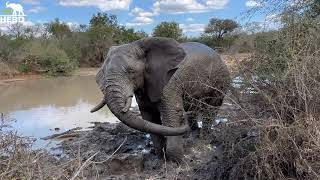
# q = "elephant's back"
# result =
<box><xmin>180</xmin><ymin>42</ymin><xmax>218</xmax><ymax>62</ymax></box>
<box><xmin>173</xmin><ymin>42</ymin><xmax>230</xmax><ymax>96</ymax></box>
<box><xmin>179</xmin><ymin>42</ymin><xmax>228</xmax><ymax>74</ymax></box>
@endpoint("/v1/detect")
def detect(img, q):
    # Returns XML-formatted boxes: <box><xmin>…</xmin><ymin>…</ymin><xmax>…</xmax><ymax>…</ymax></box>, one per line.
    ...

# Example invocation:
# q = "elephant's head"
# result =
<box><xmin>91</xmin><ymin>37</ymin><xmax>190</xmax><ymax>136</ymax></box>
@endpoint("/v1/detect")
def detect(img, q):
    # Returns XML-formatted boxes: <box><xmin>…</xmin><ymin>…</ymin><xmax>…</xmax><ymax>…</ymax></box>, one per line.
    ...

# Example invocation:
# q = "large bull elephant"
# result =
<box><xmin>91</xmin><ymin>37</ymin><xmax>230</xmax><ymax>161</ymax></box>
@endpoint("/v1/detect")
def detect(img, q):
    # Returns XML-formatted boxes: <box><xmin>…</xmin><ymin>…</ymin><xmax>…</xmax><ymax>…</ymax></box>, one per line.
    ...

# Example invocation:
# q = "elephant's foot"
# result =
<box><xmin>165</xmin><ymin>136</ymin><xmax>184</xmax><ymax>162</ymax></box>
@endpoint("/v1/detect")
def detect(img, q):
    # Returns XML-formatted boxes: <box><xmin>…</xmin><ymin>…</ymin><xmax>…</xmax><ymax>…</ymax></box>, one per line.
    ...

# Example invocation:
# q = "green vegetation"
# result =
<box><xmin>203</xmin><ymin>18</ymin><xmax>239</xmax><ymax>49</ymax></box>
<box><xmin>150</xmin><ymin>19</ymin><xmax>240</xmax><ymax>51</ymax></box>
<box><xmin>0</xmin><ymin>13</ymin><xmax>148</xmax><ymax>76</ymax></box>
<box><xmin>152</xmin><ymin>22</ymin><xmax>184</xmax><ymax>41</ymax></box>
<box><xmin>20</xmin><ymin>40</ymin><xmax>75</xmax><ymax>75</ymax></box>
<box><xmin>0</xmin><ymin>12</ymin><xmax>247</xmax><ymax>77</ymax></box>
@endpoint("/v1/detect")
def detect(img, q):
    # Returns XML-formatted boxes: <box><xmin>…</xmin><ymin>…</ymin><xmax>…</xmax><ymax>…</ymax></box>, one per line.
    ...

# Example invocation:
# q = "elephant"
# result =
<box><xmin>91</xmin><ymin>37</ymin><xmax>230</xmax><ymax>161</ymax></box>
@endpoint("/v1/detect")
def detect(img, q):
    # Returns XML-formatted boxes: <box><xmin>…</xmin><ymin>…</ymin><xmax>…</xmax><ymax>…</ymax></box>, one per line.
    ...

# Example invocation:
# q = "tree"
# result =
<box><xmin>90</xmin><ymin>13</ymin><xmax>118</xmax><ymax>28</ymax></box>
<box><xmin>87</xmin><ymin>13</ymin><xmax>119</xmax><ymax>66</ymax></box>
<box><xmin>46</xmin><ymin>18</ymin><xmax>71</xmax><ymax>40</ymax></box>
<box><xmin>204</xmin><ymin>18</ymin><xmax>239</xmax><ymax>39</ymax></box>
<box><xmin>152</xmin><ymin>22</ymin><xmax>183</xmax><ymax>41</ymax></box>
<box><xmin>308</xmin><ymin>0</ymin><xmax>320</xmax><ymax>18</ymax></box>
<box><xmin>118</xmin><ymin>27</ymin><xmax>148</xmax><ymax>43</ymax></box>
<box><xmin>7</xmin><ymin>23</ymin><xmax>25</xmax><ymax>39</ymax></box>
<box><xmin>203</xmin><ymin>18</ymin><xmax>239</xmax><ymax>48</ymax></box>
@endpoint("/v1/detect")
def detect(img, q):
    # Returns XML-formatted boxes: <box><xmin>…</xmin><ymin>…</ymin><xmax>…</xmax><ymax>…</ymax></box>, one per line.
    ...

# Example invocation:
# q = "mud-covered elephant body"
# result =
<box><xmin>161</xmin><ymin>42</ymin><xmax>230</xmax><ymax>159</ymax></box>
<box><xmin>91</xmin><ymin>37</ymin><xmax>230</xmax><ymax>161</ymax></box>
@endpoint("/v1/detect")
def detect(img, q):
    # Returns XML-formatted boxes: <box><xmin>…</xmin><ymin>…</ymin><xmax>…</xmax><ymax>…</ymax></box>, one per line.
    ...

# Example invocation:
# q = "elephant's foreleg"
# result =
<box><xmin>140</xmin><ymin>110</ymin><xmax>165</xmax><ymax>156</ymax></box>
<box><xmin>151</xmin><ymin>134</ymin><xmax>165</xmax><ymax>156</ymax></box>
<box><xmin>166</xmin><ymin>136</ymin><xmax>184</xmax><ymax>162</ymax></box>
<box><xmin>160</xmin><ymin>94</ymin><xmax>185</xmax><ymax>162</ymax></box>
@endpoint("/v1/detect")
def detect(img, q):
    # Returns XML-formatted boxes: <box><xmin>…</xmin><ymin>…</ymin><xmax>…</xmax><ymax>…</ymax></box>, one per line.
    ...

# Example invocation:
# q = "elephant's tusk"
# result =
<box><xmin>90</xmin><ymin>99</ymin><xmax>107</xmax><ymax>113</ymax></box>
<box><xmin>122</xmin><ymin>96</ymin><xmax>133</xmax><ymax>113</ymax></box>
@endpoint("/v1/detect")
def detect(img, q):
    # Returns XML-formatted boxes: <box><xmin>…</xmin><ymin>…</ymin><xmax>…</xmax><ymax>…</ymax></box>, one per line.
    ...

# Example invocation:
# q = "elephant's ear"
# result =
<box><xmin>136</xmin><ymin>37</ymin><xmax>186</xmax><ymax>103</ymax></box>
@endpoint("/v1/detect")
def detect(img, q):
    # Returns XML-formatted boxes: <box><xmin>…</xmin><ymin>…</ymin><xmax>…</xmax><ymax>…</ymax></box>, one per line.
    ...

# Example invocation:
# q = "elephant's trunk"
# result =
<box><xmin>161</xmin><ymin>80</ymin><xmax>185</xmax><ymax>127</ymax></box>
<box><xmin>97</xmin><ymin>73</ymin><xmax>190</xmax><ymax>136</ymax></box>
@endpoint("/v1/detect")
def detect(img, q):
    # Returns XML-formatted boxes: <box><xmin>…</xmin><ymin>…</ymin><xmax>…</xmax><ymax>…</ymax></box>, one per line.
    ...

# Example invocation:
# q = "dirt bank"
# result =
<box><xmin>0</xmin><ymin>68</ymin><xmax>99</xmax><ymax>85</ymax></box>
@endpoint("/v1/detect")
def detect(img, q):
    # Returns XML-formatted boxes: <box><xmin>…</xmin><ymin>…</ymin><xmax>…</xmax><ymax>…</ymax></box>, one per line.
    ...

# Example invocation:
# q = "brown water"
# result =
<box><xmin>0</xmin><ymin>76</ymin><xmax>136</xmax><ymax>147</ymax></box>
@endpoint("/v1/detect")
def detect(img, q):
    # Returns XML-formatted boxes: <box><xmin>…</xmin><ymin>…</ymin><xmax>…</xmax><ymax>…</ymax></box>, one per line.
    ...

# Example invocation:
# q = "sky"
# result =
<box><xmin>0</xmin><ymin>0</ymin><xmax>271</xmax><ymax>36</ymax></box>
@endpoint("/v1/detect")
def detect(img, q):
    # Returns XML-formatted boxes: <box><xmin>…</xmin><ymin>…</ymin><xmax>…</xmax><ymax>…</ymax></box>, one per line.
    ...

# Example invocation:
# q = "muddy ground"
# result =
<box><xmin>42</xmin><ymin>96</ymin><xmax>241</xmax><ymax>179</ymax></box>
<box><xmin>51</xmin><ymin>123</ymin><xmax>211</xmax><ymax>179</ymax></box>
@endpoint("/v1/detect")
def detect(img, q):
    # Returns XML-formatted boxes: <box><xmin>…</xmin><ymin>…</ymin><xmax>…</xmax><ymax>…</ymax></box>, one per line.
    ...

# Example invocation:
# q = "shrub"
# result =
<box><xmin>0</xmin><ymin>60</ymin><xmax>18</xmax><ymax>76</ymax></box>
<box><xmin>204</xmin><ymin>6</ymin><xmax>320</xmax><ymax>180</ymax></box>
<box><xmin>18</xmin><ymin>40</ymin><xmax>76</xmax><ymax>75</ymax></box>
<box><xmin>152</xmin><ymin>22</ymin><xmax>184</xmax><ymax>41</ymax></box>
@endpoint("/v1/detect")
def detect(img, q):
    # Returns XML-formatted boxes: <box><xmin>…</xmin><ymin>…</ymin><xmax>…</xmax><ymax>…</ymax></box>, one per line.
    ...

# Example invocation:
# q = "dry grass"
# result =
<box><xmin>0</xmin><ymin>61</ymin><xmax>19</xmax><ymax>78</ymax></box>
<box><xmin>203</xmin><ymin>14</ymin><xmax>320</xmax><ymax>180</ymax></box>
<box><xmin>221</xmin><ymin>53</ymin><xmax>251</xmax><ymax>75</ymax></box>
<box><xmin>0</xmin><ymin>114</ymin><xmax>104</xmax><ymax>180</ymax></box>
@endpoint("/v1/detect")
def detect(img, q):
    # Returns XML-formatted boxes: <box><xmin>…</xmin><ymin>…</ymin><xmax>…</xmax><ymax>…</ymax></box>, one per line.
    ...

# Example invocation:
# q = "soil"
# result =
<box><xmin>45</xmin><ymin>122</ymin><xmax>216</xmax><ymax>179</ymax></box>
<box><xmin>0</xmin><ymin>68</ymin><xmax>99</xmax><ymax>85</ymax></box>
<box><xmin>41</xmin><ymin>96</ymin><xmax>240</xmax><ymax>179</ymax></box>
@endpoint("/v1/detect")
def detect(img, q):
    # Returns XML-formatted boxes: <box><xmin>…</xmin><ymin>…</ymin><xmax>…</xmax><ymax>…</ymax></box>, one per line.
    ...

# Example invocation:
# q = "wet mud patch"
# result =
<box><xmin>44</xmin><ymin>121</ymin><xmax>217</xmax><ymax>179</ymax></box>
<box><xmin>38</xmin><ymin>95</ymin><xmax>243</xmax><ymax>179</ymax></box>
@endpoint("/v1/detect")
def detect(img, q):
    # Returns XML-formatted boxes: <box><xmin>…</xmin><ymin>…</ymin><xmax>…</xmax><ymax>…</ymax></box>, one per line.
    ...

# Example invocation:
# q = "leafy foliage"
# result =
<box><xmin>46</xmin><ymin>18</ymin><xmax>71</xmax><ymax>40</ymax></box>
<box><xmin>187</xmin><ymin>18</ymin><xmax>240</xmax><ymax>51</ymax></box>
<box><xmin>18</xmin><ymin>40</ymin><xmax>76</xmax><ymax>75</ymax></box>
<box><xmin>152</xmin><ymin>22</ymin><xmax>183</xmax><ymax>41</ymax></box>
<box><xmin>118</xmin><ymin>28</ymin><xmax>148</xmax><ymax>44</ymax></box>
<box><xmin>0</xmin><ymin>15</ymin><xmax>241</xmax><ymax>75</ymax></box>
<box><xmin>205</xmin><ymin>18</ymin><xmax>239</xmax><ymax>39</ymax></box>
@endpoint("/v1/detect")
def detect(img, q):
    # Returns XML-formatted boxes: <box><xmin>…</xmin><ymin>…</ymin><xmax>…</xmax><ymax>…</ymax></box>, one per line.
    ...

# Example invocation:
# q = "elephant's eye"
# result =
<box><xmin>127</xmin><ymin>68</ymin><xmax>135</xmax><ymax>73</ymax></box>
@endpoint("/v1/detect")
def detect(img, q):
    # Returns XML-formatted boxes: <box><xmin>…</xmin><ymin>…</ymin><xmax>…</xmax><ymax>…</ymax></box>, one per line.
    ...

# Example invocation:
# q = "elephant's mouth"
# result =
<box><xmin>91</xmin><ymin>76</ymin><xmax>190</xmax><ymax>136</ymax></box>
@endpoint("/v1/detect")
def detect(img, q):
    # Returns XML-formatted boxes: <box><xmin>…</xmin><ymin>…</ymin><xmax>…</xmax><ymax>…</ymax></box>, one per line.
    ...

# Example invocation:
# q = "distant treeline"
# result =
<box><xmin>0</xmin><ymin>12</ymin><xmax>266</xmax><ymax>75</ymax></box>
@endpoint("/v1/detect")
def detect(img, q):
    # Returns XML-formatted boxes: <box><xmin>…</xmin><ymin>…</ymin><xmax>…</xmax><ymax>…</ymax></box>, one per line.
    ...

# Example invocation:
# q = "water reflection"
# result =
<box><xmin>0</xmin><ymin>76</ymin><xmax>121</xmax><ymax>145</ymax></box>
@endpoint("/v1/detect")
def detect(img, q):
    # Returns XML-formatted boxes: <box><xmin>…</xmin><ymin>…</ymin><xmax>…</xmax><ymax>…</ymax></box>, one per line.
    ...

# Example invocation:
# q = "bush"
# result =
<box><xmin>152</xmin><ymin>22</ymin><xmax>184</xmax><ymax>41</ymax></box>
<box><xmin>18</xmin><ymin>40</ymin><xmax>76</xmax><ymax>75</ymax></box>
<box><xmin>204</xmin><ymin>7</ymin><xmax>320</xmax><ymax>180</ymax></box>
<box><xmin>0</xmin><ymin>60</ymin><xmax>18</xmax><ymax>76</ymax></box>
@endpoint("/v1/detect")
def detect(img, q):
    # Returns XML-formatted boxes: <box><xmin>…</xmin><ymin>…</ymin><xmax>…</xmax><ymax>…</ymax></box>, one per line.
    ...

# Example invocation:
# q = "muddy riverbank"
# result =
<box><xmin>0</xmin><ymin>68</ymin><xmax>99</xmax><ymax>85</ymax></box>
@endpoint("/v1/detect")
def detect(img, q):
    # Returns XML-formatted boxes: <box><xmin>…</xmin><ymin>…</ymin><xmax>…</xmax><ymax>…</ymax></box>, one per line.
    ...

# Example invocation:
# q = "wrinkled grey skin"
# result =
<box><xmin>91</xmin><ymin>37</ymin><xmax>230</xmax><ymax>161</ymax></box>
<box><xmin>161</xmin><ymin>42</ymin><xmax>230</xmax><ymax>160</ymax></box>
